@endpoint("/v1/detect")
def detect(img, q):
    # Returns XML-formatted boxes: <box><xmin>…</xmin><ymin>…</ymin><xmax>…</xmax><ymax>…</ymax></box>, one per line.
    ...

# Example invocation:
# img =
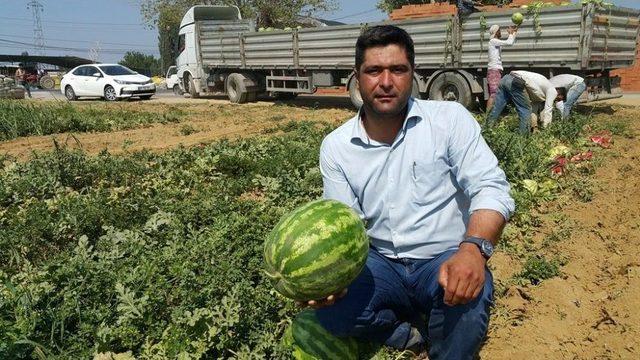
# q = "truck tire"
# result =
<box><xmin>348</xmin><ymin>75</ymin><xmax>421</xmax><ymax>109</ymax></box>
<box><xmin>428</xmin><ymin>72</ymin><xmax>473</xmax><ymax>109</ymax></box>
<box><xmin>173</xmin><ymin>84</ymin><xmax>183</xmax><ymax>96</ymax></box>
<box><xmin>185</xmin><ymin>74</ymin><xmax>199</xmax><ymax>98</ymax></box>
<box><xmin>225</xmin><ymin>73</ymin><xmax>249</xmax><ymax>103</ymax></box>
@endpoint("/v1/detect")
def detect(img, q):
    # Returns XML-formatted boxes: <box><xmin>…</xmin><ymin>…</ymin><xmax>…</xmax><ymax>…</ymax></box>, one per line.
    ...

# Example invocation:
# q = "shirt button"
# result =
<box><xmin>390</xmin><ymin>204</ymin><xmax>395</xmax><ymax>209</ymax></box>
<box><xmin>389</xmin><ymin>178</ymin><xmax>394</xmax><ymax>183</ymax></box>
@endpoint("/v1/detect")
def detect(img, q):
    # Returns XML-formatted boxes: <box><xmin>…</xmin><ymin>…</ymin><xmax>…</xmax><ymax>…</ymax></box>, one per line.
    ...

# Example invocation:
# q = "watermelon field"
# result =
<box><xmin>1</xmin><ymin>97</ymin><xmax>639</xmax><ymax>359</ymax></box>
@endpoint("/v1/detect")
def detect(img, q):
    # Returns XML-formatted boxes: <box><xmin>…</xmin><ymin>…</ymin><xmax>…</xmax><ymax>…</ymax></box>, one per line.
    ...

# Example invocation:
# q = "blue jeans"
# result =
<box><xmin>562</xmin><ymin>82</ymin><xmax>587</xmax><ymax>119</ymax></box>
<box><xmin>316</xmin><ymin>247</ymin><xmax>493</xmax><ymax>360</ymax></box>
<box><xmin>18</xmin><ymin>80</ymin><xmax>32</xmax><ymax>98</ymax></box>
<box><xmin>486</xmin><ymin>74</ymin><xmax>532</xmax><ymax>135</ymax></box>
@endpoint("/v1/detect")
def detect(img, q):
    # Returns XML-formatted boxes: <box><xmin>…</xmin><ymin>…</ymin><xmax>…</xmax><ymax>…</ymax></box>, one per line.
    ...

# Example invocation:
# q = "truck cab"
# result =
<box><xmin>176</xmin><ymin>5</ymin><xmax>248</xmax><ymax>98</ymax></box>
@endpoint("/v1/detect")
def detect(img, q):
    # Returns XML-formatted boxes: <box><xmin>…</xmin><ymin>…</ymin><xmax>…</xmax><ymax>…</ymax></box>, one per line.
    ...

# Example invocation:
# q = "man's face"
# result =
<box><xmin>356</xmin><ymin>44</ymin><xmax>414</xmax><ymax>118</ymax></box>
<box><xmin>496</xmin><ymin>29</ymin><xmax>502</xmax><ymax>39</ymax></box>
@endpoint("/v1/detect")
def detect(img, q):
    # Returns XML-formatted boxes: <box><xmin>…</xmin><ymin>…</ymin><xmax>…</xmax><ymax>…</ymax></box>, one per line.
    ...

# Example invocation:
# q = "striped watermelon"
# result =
<box><xmin>283</xmin><ymin>309</ymin><xmax>359</xmax><ymax>360</ymax></box>
<box><xmin>264</xmin><ymin>199</ymin><xmax>368</xmax><ymax>301</ymax></box>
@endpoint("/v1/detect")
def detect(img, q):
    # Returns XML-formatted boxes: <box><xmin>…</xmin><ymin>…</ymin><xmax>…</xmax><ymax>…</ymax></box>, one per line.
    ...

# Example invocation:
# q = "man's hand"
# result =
<box><xmin>296</xmin><ymin>288</ymin><xmax>348</xmax><ymax>309</ymax></box>
<box><xmin>508</xmin><ymin>25</ymin><xmax>517</xmax><ymax>34</ymax></box>
<box><xmin>438</xmin><ymin>243</ymin><xmax>486</xmax><ymax>306</ymax></box>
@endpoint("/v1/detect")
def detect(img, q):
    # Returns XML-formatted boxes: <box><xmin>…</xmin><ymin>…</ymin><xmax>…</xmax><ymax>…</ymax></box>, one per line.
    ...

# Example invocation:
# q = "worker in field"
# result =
<box><xmin>486</xmin><ymin>24</ymin><xmax>517</xmax><ymax>111</ymax></box>
<box><xmin>487</xmin><ymin>70</ymin><xmax>560</xmax><ymax>134</ymax></box>
<box><xmin>14</xmin><ymin>63</ymin><xmax>32</xmax><ymax>98</ymax></box>
<box><xmin>550</xmin><ymin>74</ymin><xmax>586</xmax><ymax>119</ymax></box>
<box><xmin>302</xmin><ymin>25</ymin><xmax>515</xmax><ymax>359</ymax></box>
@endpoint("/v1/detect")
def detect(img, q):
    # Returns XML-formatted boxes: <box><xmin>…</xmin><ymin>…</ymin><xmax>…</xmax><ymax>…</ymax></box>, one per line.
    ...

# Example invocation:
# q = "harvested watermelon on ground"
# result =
<box><xmin>263</xmin><ymin>199</ymin><xmax>368</xmax><ymax>301</ymax></box>
<box><xmin>283</xmin><ymin>309</ymin><xmax>359</xmax><ymax>360</ymax></box>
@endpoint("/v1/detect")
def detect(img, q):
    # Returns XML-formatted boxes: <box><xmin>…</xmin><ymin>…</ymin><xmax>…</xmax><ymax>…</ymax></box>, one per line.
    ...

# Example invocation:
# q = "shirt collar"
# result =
<box><xmin>350</xmin><ymin>97</ymin><xmax>423</xmax><ymax>145</ymax></box>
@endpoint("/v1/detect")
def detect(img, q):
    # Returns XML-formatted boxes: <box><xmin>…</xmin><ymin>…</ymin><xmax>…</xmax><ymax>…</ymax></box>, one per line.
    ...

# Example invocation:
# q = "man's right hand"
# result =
<box><xmin>508</xmin><ymin>26</ymin><xmax>517</xmax><ymax>34</ymax></box>
<box><xmin>296</xmin><ymin>288</ymin><xmax>348</xmax><ymax>309</ymax></box>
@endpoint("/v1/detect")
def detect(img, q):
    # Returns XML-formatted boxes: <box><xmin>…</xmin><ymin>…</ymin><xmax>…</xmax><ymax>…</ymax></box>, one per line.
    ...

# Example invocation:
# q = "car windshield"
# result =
<box><xmin>99</xmin><ymin>65</ymin><xmax>136</xmax><ymax>76</ymax></box>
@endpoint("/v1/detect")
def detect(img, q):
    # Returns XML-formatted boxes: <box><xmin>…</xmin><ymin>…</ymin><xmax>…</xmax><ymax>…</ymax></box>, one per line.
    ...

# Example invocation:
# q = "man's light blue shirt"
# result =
<box><xmin>319</xmin><ymin>98</ymin><xmax>515</xmax><ymax>259</ymax></box>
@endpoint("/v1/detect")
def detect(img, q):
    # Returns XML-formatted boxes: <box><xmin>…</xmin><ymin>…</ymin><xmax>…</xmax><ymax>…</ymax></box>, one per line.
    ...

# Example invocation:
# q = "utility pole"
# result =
<box><xmin>26</xmin><ymin>0</ymin><xmax>45</xmax><ymax>56</ymax></box>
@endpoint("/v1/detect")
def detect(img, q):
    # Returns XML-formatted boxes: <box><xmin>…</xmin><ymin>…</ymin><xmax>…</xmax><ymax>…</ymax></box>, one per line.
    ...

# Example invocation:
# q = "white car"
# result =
<box><xmin>165</xmin><ymin>65</ymin><xmax>183</xmax><ymax>95</ymax></box>
<box><xmin>60</xmin><ymin>64</ymin><xmax>156</xmax><ymax>101</ymax></box>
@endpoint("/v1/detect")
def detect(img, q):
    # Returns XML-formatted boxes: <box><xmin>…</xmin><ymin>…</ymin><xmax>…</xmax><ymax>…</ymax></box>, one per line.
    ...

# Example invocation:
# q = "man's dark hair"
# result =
<box><xmin>355</xmin><ymin>25</ymin><xmax>415</xmax><ymax>71</ymax></box>
<box><xmin>555</xmin><ymin>87</ymin><xmax>567</xmax><ymax>99</ymax></box>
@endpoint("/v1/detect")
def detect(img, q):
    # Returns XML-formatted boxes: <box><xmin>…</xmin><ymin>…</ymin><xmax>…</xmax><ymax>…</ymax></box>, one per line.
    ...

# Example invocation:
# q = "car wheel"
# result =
<box><xmin>172</xmin><ymin>84</ymin><xmax>183</xmax><ymax>96</ymax></box>
<box><xmin>65</xmin><ymin>86</ymin><xmax>77</xmax><ymax>101</ymax></box>
<box><xmin>104</xmin><ymin>85</ymin><xmax>118</xmax><ymax>101</ymax></box>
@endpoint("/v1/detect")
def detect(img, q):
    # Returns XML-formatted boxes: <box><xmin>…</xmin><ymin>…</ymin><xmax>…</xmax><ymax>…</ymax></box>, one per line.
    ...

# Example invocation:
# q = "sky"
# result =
<box><xmin>0</xmin><ymin>0</ymin><xmax>637</xmax><ymax>64</ymax></box>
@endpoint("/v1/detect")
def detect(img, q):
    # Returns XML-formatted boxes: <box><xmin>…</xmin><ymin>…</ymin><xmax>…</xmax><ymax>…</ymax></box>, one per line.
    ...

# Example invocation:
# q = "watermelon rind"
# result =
<box><xmin>285</xmin><ymin>309</ymin><xmax>359</xmax><ymax>360</ymax></box>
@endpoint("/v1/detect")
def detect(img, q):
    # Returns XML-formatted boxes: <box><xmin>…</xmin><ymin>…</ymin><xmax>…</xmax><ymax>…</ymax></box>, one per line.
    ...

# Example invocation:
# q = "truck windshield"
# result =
<box><xmin>99</xmin><ymin>65</ymin><xmax>136</xmax><ymax>76</ymax></box>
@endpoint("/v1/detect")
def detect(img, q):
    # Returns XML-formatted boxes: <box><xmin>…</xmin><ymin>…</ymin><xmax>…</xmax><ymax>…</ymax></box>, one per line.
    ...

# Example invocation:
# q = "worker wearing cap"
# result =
<box><xmin>486</xmin><ymin>24</ymin><xmax>517</xmax><ymax>111</ymax></box>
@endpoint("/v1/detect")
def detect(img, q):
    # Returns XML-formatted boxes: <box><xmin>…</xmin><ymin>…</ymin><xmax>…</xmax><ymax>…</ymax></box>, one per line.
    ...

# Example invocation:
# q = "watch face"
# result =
<box><xmin>481</xmin><ymin>241</ymin><xmax>494</xmax><ymax>257</ymax></box>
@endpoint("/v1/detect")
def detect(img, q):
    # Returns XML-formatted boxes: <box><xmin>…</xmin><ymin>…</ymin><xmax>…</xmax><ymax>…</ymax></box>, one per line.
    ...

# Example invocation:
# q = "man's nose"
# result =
<box><xmin>379</xmin><ymin>70</ymin><xmax>393</xmax><ymax>89</ymax></box>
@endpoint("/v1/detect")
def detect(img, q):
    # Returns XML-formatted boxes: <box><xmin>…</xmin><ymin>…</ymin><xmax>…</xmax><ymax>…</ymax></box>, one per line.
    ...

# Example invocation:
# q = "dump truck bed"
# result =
<box><xmin>195</xmin><ymin>4</ymin><xmax>639</xmax><ymax>72</ymax></box>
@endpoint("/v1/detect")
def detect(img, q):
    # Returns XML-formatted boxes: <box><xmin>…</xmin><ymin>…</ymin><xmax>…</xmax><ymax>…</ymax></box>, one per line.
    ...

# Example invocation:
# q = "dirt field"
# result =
<box><xmin>482</xmin><ymin>105</ymin><xmax>640</xmax><ymax>359</ymax></box>
<box><xmin>1</xmin><ymin>94</ymin><xmax>639</xmax><ymax>359</ymax></box>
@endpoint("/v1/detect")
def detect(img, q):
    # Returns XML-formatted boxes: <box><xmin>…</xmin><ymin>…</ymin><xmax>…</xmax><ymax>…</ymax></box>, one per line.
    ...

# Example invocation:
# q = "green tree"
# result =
<box><xmin>119</xmin><ymin>51</ymin><xmax>162</xmax><ymax>76</ymax></box>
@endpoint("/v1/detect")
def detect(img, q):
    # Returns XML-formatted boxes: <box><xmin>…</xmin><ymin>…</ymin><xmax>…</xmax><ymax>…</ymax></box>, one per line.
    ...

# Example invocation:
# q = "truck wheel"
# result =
<box><xmin>247</xmin><ymin>91</ymin><xmax>258</xmax><ymax>102</ymax></box>
<box><xmin>226</xmin><ymin>73</ymin><xmax>248</xmax><ymax>103</ymax></box>
<box><xmin>173</xmin><ymin>84</ymin><xmax>183</xmax><ymax>96</ymax></box>
<box><xmin>348</xmin><ymin>75</ymin><xmax>420</xmax><ymax>109</ymax></box>
<box><xmin>185</xmin><ymin>74</ymin><xmax>199</xmax><ymax>98</ymax></box>
<box><xmin>428</xmin><ymin>72</ymin><xmax>473</xmax><ymax>109</ymax></box>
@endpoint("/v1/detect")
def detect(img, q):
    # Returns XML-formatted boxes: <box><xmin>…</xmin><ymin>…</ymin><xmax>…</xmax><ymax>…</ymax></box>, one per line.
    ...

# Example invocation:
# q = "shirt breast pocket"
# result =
<box><xmin>411</xmin><ymin>159</ymin><xmax>450</xmax><ymax>205</ymax></box>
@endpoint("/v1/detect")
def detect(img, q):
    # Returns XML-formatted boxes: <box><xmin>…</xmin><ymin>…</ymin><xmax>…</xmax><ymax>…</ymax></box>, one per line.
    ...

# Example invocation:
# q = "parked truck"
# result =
<box><xmin>176</xmin><ymin>3</ymin><xmax>640</xmax><ymax>109</ymax></box>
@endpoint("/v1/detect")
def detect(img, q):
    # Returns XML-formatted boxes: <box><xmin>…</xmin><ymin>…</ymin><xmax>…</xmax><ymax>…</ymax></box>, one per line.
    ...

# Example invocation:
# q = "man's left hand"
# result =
<box><xmin>438</xmin><ymin>243</ymin><xmax>486</xmax><ymax>306</ymax></box>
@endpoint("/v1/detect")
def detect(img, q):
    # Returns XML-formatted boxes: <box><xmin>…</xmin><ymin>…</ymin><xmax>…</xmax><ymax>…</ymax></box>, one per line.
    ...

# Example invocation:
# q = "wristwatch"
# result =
<box><xmin>461</xmin><ymin>236</ymin><xmax>494</xmax><ymax>260</ymax></box>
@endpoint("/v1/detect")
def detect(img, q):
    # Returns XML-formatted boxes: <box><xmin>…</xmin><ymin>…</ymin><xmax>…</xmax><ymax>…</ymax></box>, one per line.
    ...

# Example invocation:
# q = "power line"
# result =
<box><xmin>0</xmin><ymin>33</ymin><xmax>157</xmax><ymax>48</ymax></box>
<box><xmin>329</xmin><ymin>8</ymin><xmax>381</xmax><ymax>22</ymax></box>
<box><xmin>0</xmin><ymin>15</ymin><xmax>146</xmax><ymax>27</ymax></box>
<box><xmin>0</xmin><ymin>37</ymin><xmax>158</xmax><ymax>55</ymax></box>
